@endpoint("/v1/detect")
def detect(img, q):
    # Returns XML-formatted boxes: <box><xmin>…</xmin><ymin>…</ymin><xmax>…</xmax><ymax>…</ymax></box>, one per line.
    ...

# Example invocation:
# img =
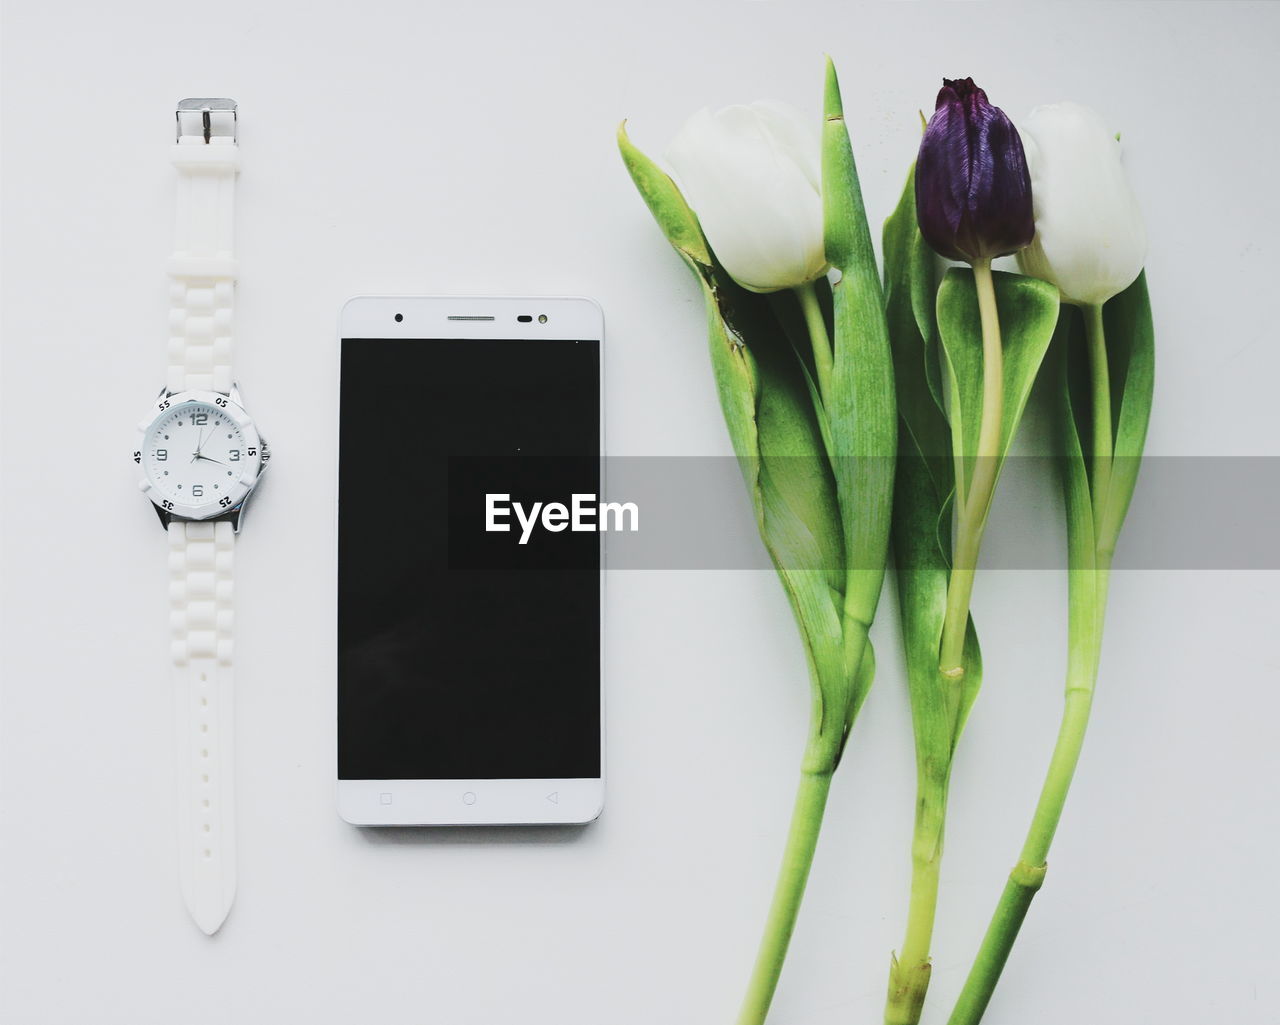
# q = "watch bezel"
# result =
<box><xmin>135</xmin><ymin>390</ymin><xmax>264</xmax><ymax>521</ymax></box>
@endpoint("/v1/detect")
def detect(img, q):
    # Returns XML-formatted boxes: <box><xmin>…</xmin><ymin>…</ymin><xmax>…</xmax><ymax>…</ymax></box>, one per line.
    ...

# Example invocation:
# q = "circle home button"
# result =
<box><xmin>461</xmin><ymin>791</ymin><xmax>477</xmax><ymax>806</ymax></box>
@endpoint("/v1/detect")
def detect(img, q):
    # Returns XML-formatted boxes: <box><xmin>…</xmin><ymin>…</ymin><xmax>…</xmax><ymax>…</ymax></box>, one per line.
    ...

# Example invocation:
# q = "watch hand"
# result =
<box><xmin>194</xmin><ymin>454</ymin><xmax>230</xmax><ymax>467</ymax></box>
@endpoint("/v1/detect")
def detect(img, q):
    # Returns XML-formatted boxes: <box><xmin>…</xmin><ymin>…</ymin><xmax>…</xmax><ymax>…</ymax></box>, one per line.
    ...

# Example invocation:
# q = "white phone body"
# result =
<box><xmin>336</xmin><ymin>295</ymin><xmax>605</xmax><ymax>826</ymax></box>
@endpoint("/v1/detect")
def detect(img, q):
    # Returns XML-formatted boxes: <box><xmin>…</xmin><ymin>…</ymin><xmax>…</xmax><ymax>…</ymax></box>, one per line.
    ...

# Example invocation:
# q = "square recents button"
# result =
<box><xmin>379</xmin><ymin>792</ymin><xmax>393</xmax><ymax>806</ymax></box>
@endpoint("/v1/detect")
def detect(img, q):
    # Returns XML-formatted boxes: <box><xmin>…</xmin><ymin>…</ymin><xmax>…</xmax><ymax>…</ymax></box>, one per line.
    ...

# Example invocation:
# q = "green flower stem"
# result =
<box><xmin>1019</xmin><ymin>566</ymin><xmax>1109</xmax><ymax>865</ymax></box>
<box><xmin>885</xmin><ymin>777</ymin><xmax>946</xmax><ymax>1025</ymax></box>
<box><xmin>736</xmin><ymin>761</ymin><xmax>834</xmax><ymax>1025</ymax></box>
<box><xmin>938</xmin><ymin>259</ymin><xmax>1004</xmax><ymax>677</ymax></box>
<box><xmin>948</xmin><ymin>307</ymin><xmax>1118</xmax><ymax>1025</ymax></box>
<box><xmin>885</xmin><ymin>259</ymin><xmax>1006</xmax><ymax>1025</ymax></box>
<box><xmin>946</xmin><ymin>561</ymin><xmax>1109</xmax><ymax>1025</ymax></box>
<box><xmin>796</xmin><ymin>281</ymin><xmax>834</xmax><ymax>405</ymax></box>
<box><xmin>1084</xmin><ymin>303</ymin><xmax>1112</xmax><ymax>530</ymax></box>
<box><xmin>738</xmin><ymin>618</ymin><xmax>872</xmax><ymax>1025</ymax></box>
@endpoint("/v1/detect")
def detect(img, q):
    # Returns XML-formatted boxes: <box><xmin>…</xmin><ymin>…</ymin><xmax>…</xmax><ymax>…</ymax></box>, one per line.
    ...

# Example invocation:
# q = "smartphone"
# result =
<box><xmin>337</xmin><ymin>296</ymin><xmax>604</xmax><ymax>825</ymax></box>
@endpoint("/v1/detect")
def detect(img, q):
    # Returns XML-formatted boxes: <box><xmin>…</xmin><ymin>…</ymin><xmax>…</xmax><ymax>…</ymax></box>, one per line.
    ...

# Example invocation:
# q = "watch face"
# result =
<box><xmin>137</xmin><ymin>393</ymin><xmax>263</xmax><ymax>518</ymax></box>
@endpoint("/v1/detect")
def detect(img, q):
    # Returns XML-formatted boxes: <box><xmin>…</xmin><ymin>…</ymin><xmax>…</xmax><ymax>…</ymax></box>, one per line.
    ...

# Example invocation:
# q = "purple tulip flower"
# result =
<box><xmin>915</xmin><ymin>78</ymin><xmax>1034</xmax><ymax>264</ymax></box>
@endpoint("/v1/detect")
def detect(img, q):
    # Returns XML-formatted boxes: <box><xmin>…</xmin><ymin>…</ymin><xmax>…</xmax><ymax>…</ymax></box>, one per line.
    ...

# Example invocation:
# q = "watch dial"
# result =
<box><xmin>143</xmin><ymin>401</ymin><xmax>257</xmax><ymax>508</ymax></box>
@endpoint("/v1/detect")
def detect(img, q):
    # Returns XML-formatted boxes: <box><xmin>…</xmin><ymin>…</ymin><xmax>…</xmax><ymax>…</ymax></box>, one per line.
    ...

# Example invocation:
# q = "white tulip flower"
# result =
<box><xmin>666</xmin><ymin>102</ymin><xmax>827</xmax><ymax>293</ymax></box>
<box><xmin>1017</xmin><ymin>102</ymin><xmax>1147</xmax><ymax>306</ymax></box>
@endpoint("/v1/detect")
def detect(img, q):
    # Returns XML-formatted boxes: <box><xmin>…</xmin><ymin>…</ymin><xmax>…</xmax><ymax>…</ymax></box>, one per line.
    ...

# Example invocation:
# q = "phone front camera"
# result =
<box><xmin>394</xmin><ymin>313</ymin><xmax>403</xmax><ymax>323</ymax></box>
<box><xmin>538</xmin><ymin>314</ymin><xmax>548</xmax><ymax>324</ymax></box>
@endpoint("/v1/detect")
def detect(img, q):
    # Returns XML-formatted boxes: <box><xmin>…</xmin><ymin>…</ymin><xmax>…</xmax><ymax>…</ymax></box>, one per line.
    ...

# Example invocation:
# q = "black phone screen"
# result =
<box><xmin>338</xmin><ymin>336</ymin><xmax>601</xmax><ymax>781</ymax></box>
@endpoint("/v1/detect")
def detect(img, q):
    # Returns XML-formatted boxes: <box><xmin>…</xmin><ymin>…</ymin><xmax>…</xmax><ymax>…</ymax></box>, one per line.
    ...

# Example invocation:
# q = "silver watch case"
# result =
<box><xmin>134</xmin><ymin>385</ymin><xmax>270</xmax><ymax>531</ymax></box>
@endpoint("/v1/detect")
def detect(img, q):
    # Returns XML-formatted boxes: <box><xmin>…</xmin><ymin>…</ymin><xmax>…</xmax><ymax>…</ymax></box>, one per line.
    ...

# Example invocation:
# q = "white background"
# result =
<box><xmin>3</xmin><ymin>2</ymin><xmax>1278</xmax><ymax>1023</ymax></box>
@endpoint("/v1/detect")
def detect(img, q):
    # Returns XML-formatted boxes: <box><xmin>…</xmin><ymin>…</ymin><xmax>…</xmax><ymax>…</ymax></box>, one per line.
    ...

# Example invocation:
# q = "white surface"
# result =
<box><xmin>2</xmin><ymin>2</ymin><xmax>1278</xmax><ymax>1023</ymax></box>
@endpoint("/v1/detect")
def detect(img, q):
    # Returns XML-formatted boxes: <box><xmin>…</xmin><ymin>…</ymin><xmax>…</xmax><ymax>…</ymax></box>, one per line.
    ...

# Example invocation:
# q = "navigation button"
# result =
<box><xmin>546</xmin><ymin>792</ymin><xmax>559</xmax><ymax>804</ymax></box>
<box><xmin>379</xmin><ymin>792</ymin><xmax>393</xmax><ymax>806</ymax></box>
<box><xmin>462</xmin><ymin>791</ymin><xmax>477</xmax><ymax>806</ymax></box>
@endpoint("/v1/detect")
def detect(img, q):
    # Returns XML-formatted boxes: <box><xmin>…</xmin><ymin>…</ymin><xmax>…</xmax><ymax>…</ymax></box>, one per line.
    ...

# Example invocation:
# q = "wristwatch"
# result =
<box><xmin>133</xmin><ymin>99</ymin><xmax>269</xmax><ymax>934</ymax></box>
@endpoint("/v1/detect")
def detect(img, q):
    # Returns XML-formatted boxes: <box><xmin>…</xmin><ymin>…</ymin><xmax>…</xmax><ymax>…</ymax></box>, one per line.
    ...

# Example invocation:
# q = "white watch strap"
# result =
<box><xmin>168</xmin><ymin>520</ymin><xmax>236</xmax><ymax>934</ymax></box>
<box><xmin>167</xmin><ymin>111</ymin><xmax>238</xmax><ymax>395</ymax></box>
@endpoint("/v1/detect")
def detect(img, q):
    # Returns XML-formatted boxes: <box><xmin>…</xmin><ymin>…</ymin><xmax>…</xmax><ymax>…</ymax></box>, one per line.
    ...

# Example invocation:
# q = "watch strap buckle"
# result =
<box><xmin>175</xmin><ymin>98</ymin><xmax>238</xmax><ymax>144</ymax></box>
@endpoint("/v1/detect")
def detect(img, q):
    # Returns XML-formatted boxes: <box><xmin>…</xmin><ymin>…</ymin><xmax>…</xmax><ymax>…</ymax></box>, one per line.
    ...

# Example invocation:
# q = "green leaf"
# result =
<box><xmin>884</xmin><ymin>165</ymin><xmax>984</xmax><ymax>785</ymax></box>
<box><xmin>768</xmin><ymin>283</ymin><xmax>837</xmax><ymax>459</ymax></box>
<box><xmin>1098</xmin><ymin>272</ymin><xmax>1155</xmax><ymax>550</ymax></box>
<box><xmin>1056</xmin><ymin>271</ymin><xmax>1155</xmax><ymax>560</ymax></box>
<box><xmin>1052</xmin><ymin>307</ymin><xmax>1108</xmax><ymax>684</ymax></box>
<box><xmin>822</xmin><ymin>58</ymin><xmax>897</xmax><ymax>647</ymax></box>
<box><xmin>616</xmin><ymin>121</ymin><xmax>711</xmax><ymax>269</ymax></box>
<box><xmin>618</xmin><ymin>119</ymin><xmax>850</xmax><ymax>759</ymax></box>
<box><xmin>1051</xmin><ymin>307</ymin><xmax>1098</xmax><ymax>571</ymax></box>
<box><xmin>911</xmin><ymin>228</ymin><xmax>946</xmax><ymax>414</ymax></box>
<box><xmin>884</xmin><ymin>165</ymin><xmax>951</xmax><ymax>508</ymax></box>
<box><xmin>937</xmin><ymin>269</ymin><xmax>1060</xmax><ymax>506</ymax></box>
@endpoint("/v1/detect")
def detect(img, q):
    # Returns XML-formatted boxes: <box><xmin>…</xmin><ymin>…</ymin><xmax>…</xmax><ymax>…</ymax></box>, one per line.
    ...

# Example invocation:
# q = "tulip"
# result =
<box><xmin>949</xmin><ymin>113</ymin><xmax>1154</xmax><ymax>1020</ymax></box>
<box><xmin>915</xmin><ymin>78</ymin><xmax>1034</xmax><ymax>264</ymax></box>
<box><xmin>917</xmin><ymin>77</ymin><xmax>1041</xmax><ymax>678</ymax></box>
<box><xmin>665</xmin><ymin>102</ymin><xmax>827</xmax><ymax>293</ymax></box>
<box><xmin>622</xmin><ymin>63</ymin><xmax>897</xmax><ymax>1025</ymax></box>
<box><xmin>1017</xmin><ymin>102</ymin><xmax>1146</xmax><ymax>305</ymax></box>
<box><xmin>885</xmin><ymin>84</ymin><xmax>1058</xmax><ymax>1025</ymax></box>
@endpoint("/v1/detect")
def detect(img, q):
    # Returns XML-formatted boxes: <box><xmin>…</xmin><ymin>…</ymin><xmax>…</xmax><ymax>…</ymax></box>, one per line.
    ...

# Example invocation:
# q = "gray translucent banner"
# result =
<box><xmin>457</xmin><ymin>457</ymin><xmax>1280</xmax><ymax>570</ymax></box>
<box><xmin>555</xmin><ymin>455</ymin><xmax>1274</xmax><ymax>568</ymax></box>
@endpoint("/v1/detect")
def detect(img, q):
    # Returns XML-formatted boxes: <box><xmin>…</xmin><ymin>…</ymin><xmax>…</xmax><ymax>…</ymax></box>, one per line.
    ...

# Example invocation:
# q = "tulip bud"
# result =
<box><xmin>915</xmin><ymin>78</ymin><xmax>1034</xmax><ymax>264</ymax></box>
<box><xmin>665</xmin><ymin>102</ymin><xmax>827</xmax><ymax>293</ymax></box>
<box><xmin>1016</xmin><ymin>102</ymin><xmax>1146</xmax><ymax>306</ymax></box>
